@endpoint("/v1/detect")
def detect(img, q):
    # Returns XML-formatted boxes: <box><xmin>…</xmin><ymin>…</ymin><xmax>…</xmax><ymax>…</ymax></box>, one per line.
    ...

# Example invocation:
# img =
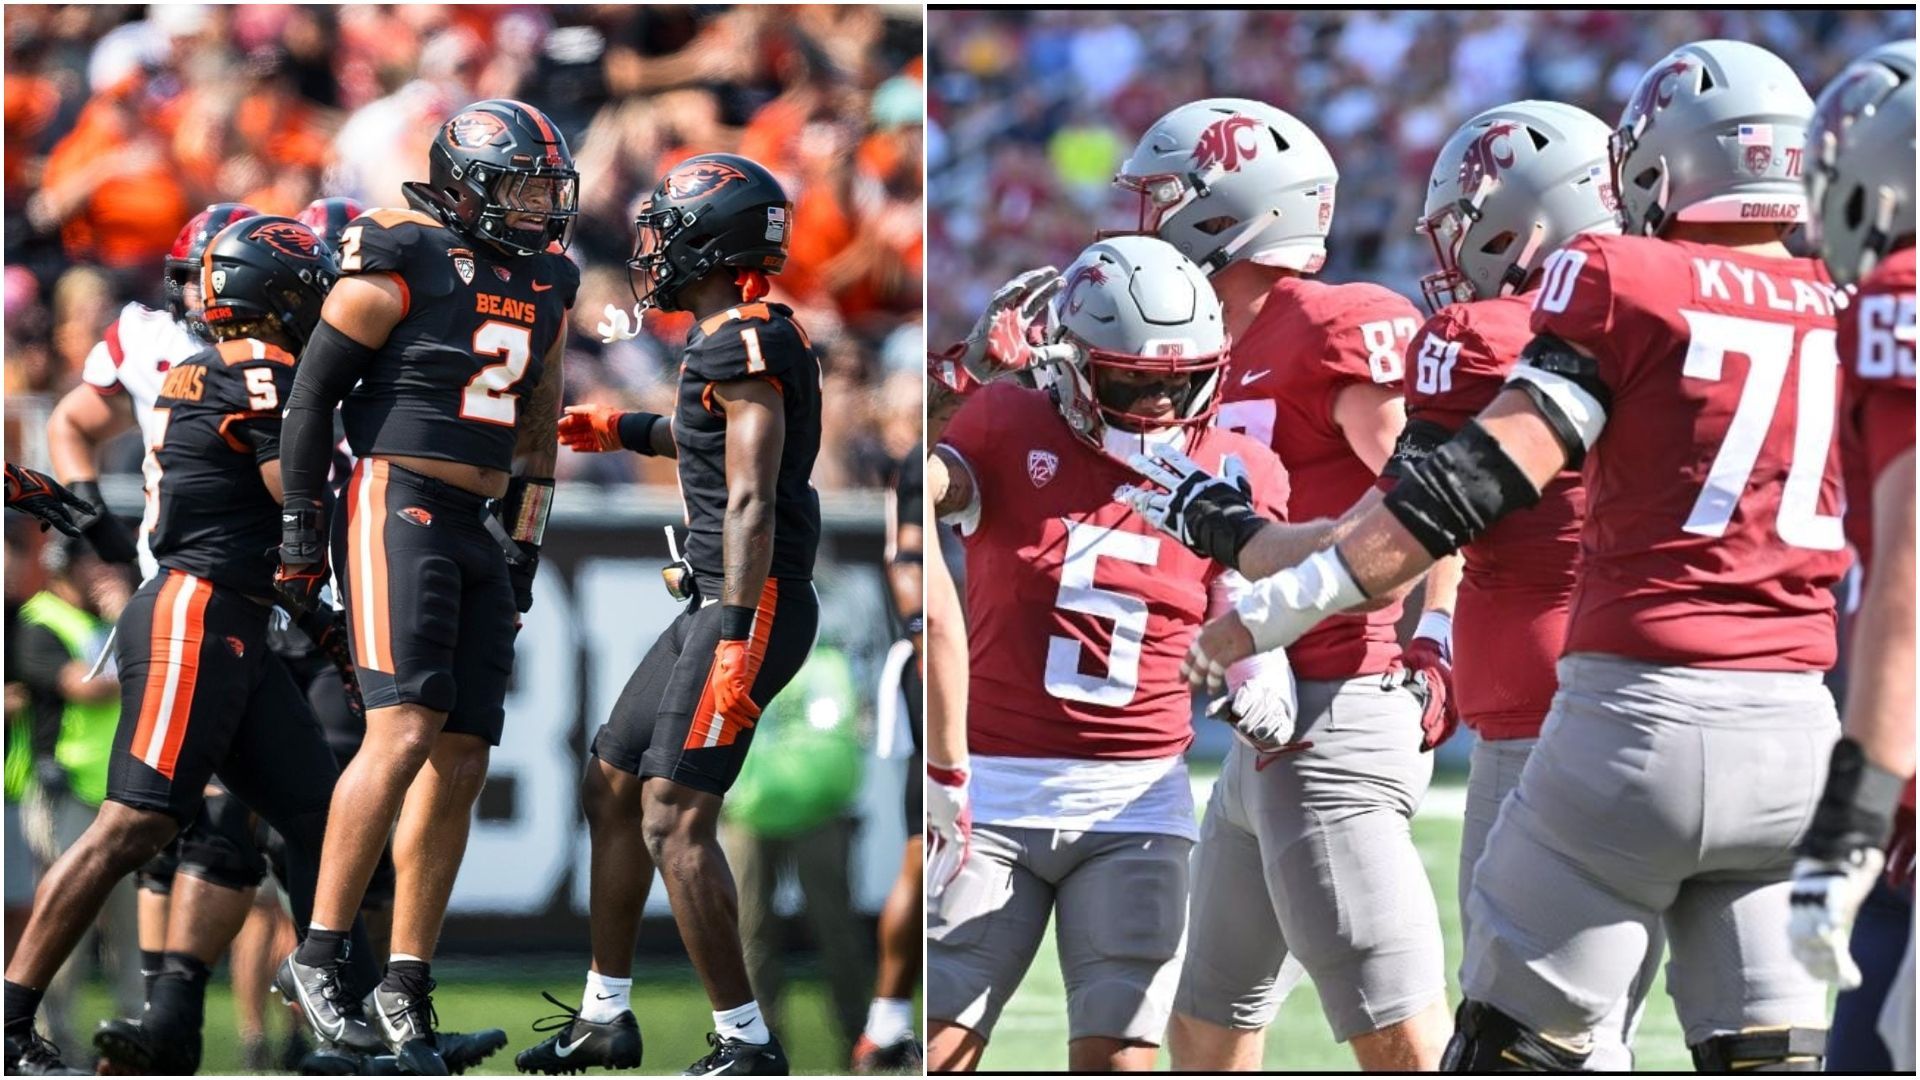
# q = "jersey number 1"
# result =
<box><xmin>463</xmin><ymin>321</ymin><xmax>534</xmax><ymax>426</ymax></box>
<box><xmin>1044</xmin><ymin>522</ymin><xmax>1161</xmax><ymax>707</ymax></box>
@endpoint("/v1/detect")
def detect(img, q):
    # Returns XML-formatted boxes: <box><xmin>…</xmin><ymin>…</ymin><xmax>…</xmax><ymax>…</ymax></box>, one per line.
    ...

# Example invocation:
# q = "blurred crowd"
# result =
<box><xmin>4</xmin><ymin>3</ymin><xmax>925</xmax><ymax>492</ymax></box>
<box><xmin>928</xmin><ymin>8</ymin><xmax>1916</xmax><ymax>343</ymax></box>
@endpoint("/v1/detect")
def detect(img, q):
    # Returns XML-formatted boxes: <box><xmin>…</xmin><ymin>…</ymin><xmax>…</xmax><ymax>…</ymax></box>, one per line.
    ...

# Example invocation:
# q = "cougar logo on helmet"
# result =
<box><xmin>1064</xmin><ymin>263</ymin><xmax>1109</xmax><ymax>314</ymax></box>
<box><xmin>665</xmin><ymin>160</ymin><xmax>751</xmax><ymax>201</ymax></box>
<box><xmin>1190</xmin><ymin>114</ymin><xmax>1261</xmax><ymax>174</ymax></box>
<box><xmin>1627</xmin><ymin>59</ymin><xmax>1693</xmax><ymax>126</ymax></box>
<box><xmin>1459</xmin><ymin>122</ymin><xmax>1520</xmax><ymax>193</ymax></box>
<box><xmin>247</xmin><ymin>221</ymin><xmax>321</xmax><ymax>260</ymax></box>
<box><xmin>447</xmin><ymin>111</ymin><xmax>509</xmax><ymax>149</ymax></box>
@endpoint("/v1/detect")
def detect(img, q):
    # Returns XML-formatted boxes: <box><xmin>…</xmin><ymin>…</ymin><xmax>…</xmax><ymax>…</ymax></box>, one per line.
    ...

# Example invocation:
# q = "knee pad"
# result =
<box><xmin>1441</xmin><ymin>1000</ymin><xmax>1592</xmax><ymax>1073</ymax></box>
<box><xmin>176</xmin><ymin>793</ymin><xmax>268</xmax><ymax>890</ymax></box>
<box><xmin>1688</xmin><ymin>1027</ymin><xmax>1826</xmax><ymax>1072</ymax></box>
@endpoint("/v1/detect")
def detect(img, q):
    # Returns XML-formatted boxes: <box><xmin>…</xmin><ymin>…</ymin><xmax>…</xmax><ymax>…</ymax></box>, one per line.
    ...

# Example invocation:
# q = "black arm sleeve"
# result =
<box><xmin>9</xmin><ymin>622</ymin><xmax>71</xmax><ymax>759</ymax></box>
<box><xmin>282</xmin><ymin>320</ymin><xmax>377</xmax><ymax>509</ymax></box>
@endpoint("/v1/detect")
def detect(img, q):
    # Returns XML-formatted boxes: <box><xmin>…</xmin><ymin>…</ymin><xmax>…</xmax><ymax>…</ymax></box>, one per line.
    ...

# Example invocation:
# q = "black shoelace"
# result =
<box><xmin>395</xmin><ymin>978</ymin><xmax>439</xmax><ymax>1036</ymax></box>
<box><xmin>529</xmin><ymin>991</ymin><xmax>584</xmax><ymax>1036</ymax></box>
<box><xmin>689</xmin><ymin>1032</ymin><xmax>730</xmax><ymax>1071</ymax></box>
<box><xmin>18</xmin><ymin>1030</ymin><xmax>64</xmax><ymax>1067</ymax></box>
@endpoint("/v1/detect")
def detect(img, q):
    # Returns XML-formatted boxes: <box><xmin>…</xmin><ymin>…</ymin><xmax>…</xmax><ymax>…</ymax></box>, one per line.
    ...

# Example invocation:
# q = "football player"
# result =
<box><xmin>2</xmin><ymin>218</ymin><xmax>385</xmax><ymax>1075</ymax></box>
<box><xmin>1141</xmin><ymin>40</ymin><xmax>1846</xmax><ymax>1071</ymax></box>
<box><xmin>519</xmin><ymin>153</ymin><xmax>819</xmax><ymax>1077</ymax></box>
<box><xmin>1789</xmin><ymin>39</ymin><xmax>1916</xmax><ymax>1073</ymax></box>
<box><xmin>1114</xmin><ymin>100</ymin><xmax>1451</xmax><ymax>1070</ymax></box>
<box><xmin>274</xmin><ymin>100</ymin><xmax>579</xmax><ymax>1074</ymax></box>
<box><xmin>1398</xmin><ymin>100</ymin><xmax>1660</xmax><ymax>1070</ymax></box>
<box><xmin>927</xmin><ymin>235</ymin><xmax>1294</xmax><ymax>1074</ymax></box>
<box><xmin>852</xmin><ymin>447</ymin><xmax>926</xmax><ymax>1074</ymax></box>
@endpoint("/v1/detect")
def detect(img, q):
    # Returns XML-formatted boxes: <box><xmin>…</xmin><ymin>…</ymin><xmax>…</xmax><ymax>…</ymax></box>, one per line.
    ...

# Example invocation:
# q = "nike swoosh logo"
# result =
<box><xmin>532</xmin><ymin>282</ymin><xmax>554</xmax><ymax>292</ymax></box>
<box><xmin>1239</xmin><ymin>369</ymin><xmax>1270</xmax><ymax>386</ymax></box>
<box><xmin>555</xmin><ymin>1033</ymin><xmax>593</xmax><ymax>1058</ymax></box>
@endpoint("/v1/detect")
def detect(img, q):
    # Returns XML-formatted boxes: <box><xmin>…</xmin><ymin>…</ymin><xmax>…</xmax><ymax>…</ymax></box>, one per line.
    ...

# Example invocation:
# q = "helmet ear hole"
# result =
<box><xmin>1698</xmin><ymin>66</ymin><xmax>1716</xmax><ymax>92</ymax></box>
<box><xmin>1193</xmin><ymin>216</ymin><xmax>1237</xmax><ymax>236</ymax></box>
<box><xmin>1632</xmin><ymin>166</ymin><xmax>1662</xmax><ymax>191</ymax></box>
<box><xmin>1480</xmin><ymin>231</ymin><xmax>1516</xmax><ymax>256</ymax></box>
<box><xmin>1843</xmin><ymin>185</ymin><xmax>1867</xmax><ymax>230</ymax></box>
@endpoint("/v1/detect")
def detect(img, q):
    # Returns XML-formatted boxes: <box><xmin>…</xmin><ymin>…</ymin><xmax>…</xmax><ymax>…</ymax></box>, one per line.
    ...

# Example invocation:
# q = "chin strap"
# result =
<box><xmin>736</xmin><ymin>269</ymin><xmax>771</xmax><ymax>303</ymax></box>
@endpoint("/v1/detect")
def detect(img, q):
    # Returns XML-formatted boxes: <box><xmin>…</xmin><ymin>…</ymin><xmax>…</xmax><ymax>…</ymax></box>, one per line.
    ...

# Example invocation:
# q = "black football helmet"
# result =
<box><xmin>404</xmin><ymin>99</ymin><xmax>578</xmax><ymax>258</ymax></box>
<box><xmin>165</xmin><ymin>202</ymin><xmax>261</xmax><ymax>338</ymax></box>
<box><xmin>628</xmin><ymin>153</ymin><xmax>792</xmax><ymax>313</ymax></box>
<box><xmin>296</xmin><ymin>196</ymin><xmax>367</xmax><ymax>250</ymax></box>
<box><xmin>199</xmin><ymin>217</ymin><xmax>338</xmax><ymax>349</ymax></box>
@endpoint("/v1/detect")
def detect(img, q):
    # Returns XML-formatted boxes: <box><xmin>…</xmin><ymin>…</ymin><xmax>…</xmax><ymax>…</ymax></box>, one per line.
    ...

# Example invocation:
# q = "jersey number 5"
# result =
<box><xmin>1044</xmin><ymin>521</ymin><xmax>1161</xmax><ymax>707</ymax></box>
<box><xmin>463</xmin><ymin>321</ymin><xmax>534</xmax><ymax>426</ymax></box>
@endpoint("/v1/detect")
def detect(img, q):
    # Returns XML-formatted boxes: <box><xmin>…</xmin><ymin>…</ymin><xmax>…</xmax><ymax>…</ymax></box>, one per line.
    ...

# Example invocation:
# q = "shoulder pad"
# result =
<box><xmin>684</xmin><ymin>303</ymin><xmax>812</xmax><ymax>383</ymax></box>
<box><xmin>340</xmin><ymin>209</ymin><xmax>445</xmax><ymax>276</ymax></box>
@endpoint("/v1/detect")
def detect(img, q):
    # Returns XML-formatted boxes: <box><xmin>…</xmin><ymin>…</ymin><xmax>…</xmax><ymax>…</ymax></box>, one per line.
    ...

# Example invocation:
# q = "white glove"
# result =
<box><xmin>1118</xmin><ymin>444</ymin><xmax>1253</xmax><ymax>553</ymax></box>
<box><xmin>926</xmin><ymin>762</ymin><xmax>971</xmax><ymax>903</ymax></box>
<box><xmin>1217</xmin><ymin>648</ymin><xmax>1300</xmax><ymax>753</ymax></box>
<box><xmin>1788</xmin><ymin>847</ymin><xmax>1885</xmax><ymax>989</ymax></box>
<box><xmin>1234</xmin><ymin>548</ymin><xmax>1368</xmax><ymax>654</ymax></box>
<box><xmin>598</xmin><ymin>302</ymin><xmax>644</xmax><ymax>344</ymax></box>
<box><xmin>959</xmin><ymin>268</ymin><xmax>1067</xmax><ymax>385</ymax></box>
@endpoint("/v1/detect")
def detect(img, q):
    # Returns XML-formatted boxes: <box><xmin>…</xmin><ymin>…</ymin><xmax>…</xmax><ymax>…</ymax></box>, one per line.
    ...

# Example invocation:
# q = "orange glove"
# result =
<box><xmin>557</xmin><ymin>403</ymin><xmax>627</xmax><ymax>453</ymax></box>
<box><xmin>710</xmin><ymin>637</ymin><xmax>762</xmax><ymax>731</ymax></box>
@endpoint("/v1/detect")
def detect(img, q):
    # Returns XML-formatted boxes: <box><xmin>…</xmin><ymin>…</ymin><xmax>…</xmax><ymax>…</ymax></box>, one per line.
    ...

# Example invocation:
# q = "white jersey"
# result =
<box><xmin>80</xmin><ymin>302</ymin><xmax>202</xmax><ymax>580</ymax></box>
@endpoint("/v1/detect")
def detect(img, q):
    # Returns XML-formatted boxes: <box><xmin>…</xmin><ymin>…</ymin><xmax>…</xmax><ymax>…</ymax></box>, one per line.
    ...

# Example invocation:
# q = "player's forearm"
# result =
<box><xmin>1236</xmin><ymin>518</ymin><xmax>1340</xmax><ymax>582</ymax></box>
<box><xmin>1421</xmin><ymin>553</ymin><xmax>1463</xmax><ymax>616</ymax></box>
<box><xmin>720</xmin><ymin>494</ymin><xmax>775</xmax><ymax>609</ymax></box>
<box><xmin>284</xmin><ymin>326</ymin><xmax>375</xmax><ymax>510</ymax></box>
<box><xmin>513</xmin><ymin>336</ymin><xmax>565</xmax><ymax>477</ymax></box>
<box><xmin>1335</xmin><ymin>506</ymin><xmax>1441</xmax><ymax>602</ymax></box>
<box><xmin>927</xmin><ymin>378</ymin><xmax>965</xmax><ymax>446</ymax></box>
<box><xmin>46</xmin><ymin>387</ymin><xmax>130</xmax><ymax>482</ymax></box>
<box><xmin>925</xmin><ymin>534</ymin><xmax>968</xmax><ymax>769</ymax></box>
<box><xmin>1843</xmin><ymin>452</ymin><xmax>1917</xmax><ymax>778</ymax></box>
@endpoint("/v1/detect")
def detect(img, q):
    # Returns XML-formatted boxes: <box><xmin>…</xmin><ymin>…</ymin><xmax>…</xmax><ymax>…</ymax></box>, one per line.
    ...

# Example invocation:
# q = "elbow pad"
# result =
<box><xmin>1380</xmin><ymin>417</ymin><xmax>1456</xmax><ymax>485</ymax></box>
<box><xmin>1506</xmin><ymin>334</ymin><xmax>1610</xmax><ymax>468</ymax></box>
<box><xmin>1383</xmin><ymin>420</ymin><xmax>1541</xmax><ymax>559</ymax></box>
<box><xmin>282</xmin><ymin>321</ymin><xmax>378</xmax><ymax>508</ymax></box>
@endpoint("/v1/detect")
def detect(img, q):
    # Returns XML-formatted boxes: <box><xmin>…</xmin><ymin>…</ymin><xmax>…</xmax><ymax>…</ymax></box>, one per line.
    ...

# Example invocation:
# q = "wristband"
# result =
<box><xmin>501</xmin><ymin>476</ymin><xmax>554</xmax><ymax>545</ymax></box>
<box><xmin>617</xmin><ymin>412</ymin><xmax>665</xmax><ymax>456</ymax></box>
<box><xmin>1413</xmin><ymin>610</ymin><xmax>1454</xmax><ymax>655</ymax></box>
<box><xmin>927</xmin><ymin>762</ymin><xmax>967</xmax><ymax>788</ymax></box>
<box><xmin>1235</xmin><ymin>547</ymin><xmax>1369</xmax><ymax>653</ymax></box>
<box><xmin>719</xmin><ymin>604</ymin><xmax>757</xmax><ymax>641</ymax></box>
<box><xmin>1801</xmin><ymin>737</ymin><xmax>1907</xmax><ymax>861</ymax></box>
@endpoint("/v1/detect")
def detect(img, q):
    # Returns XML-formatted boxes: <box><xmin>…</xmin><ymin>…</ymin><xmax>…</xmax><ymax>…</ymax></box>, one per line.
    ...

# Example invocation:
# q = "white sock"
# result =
<box><xmin>863</xmin><ymin>998</ymin><xmax>914</xmax><ymax>1045</ymax></box>
<box><xmin>581</xmin><ymin>970</ymin><xmax>632</xmax><ymax>1024</ymax></box>
<box><xmin>713</xmin><ymin>1000</ymin><xmax>770</xmax><ymax>1045</ymax></box>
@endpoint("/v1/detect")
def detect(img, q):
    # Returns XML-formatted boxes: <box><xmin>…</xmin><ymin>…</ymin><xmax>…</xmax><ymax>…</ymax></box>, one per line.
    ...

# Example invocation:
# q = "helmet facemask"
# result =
<box><xmin>467</xmin><ymin>166</ymin><xmax>577</xmax><ymax>257</ymax></box>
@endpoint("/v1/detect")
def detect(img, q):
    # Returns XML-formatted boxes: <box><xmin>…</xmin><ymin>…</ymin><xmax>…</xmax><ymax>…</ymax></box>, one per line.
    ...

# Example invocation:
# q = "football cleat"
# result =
<box><xmin>275</xmin><ymin>955</ymin><xmax>386</xmax><ymax>1054</ymax></box>
<box><xmin>514</xmin><ymin>992</ymin><xmax>643</xmax><ymax>1074</ymax></box>
<box><xmin>3</xmin><ymin>1027</ymin><xmax>85</xmax><ymax>1075</ymax></box>
<box><xmin>92</xmin><ymin>1016</ymin><xmax>201</xmax><ymax>1075</ymax></box>
<box><xmin>441</xmin><ymin>1027</ymin><xmax>509</xmax><ymax>1074</ymax></box>
<box><xmin>368</xmin><ymin>982</ymin><xmax>449</xmax><ymax>1075</ymax></box>
<box><xmin>850</xmin><ymin>1033</ymin><xmax>923</xmax><ymax>1074</ymax></box>
<box><xmin>681</xmin><ymin>1032</ymin><xmax>788</xmax><ymax>1076</ymax></box>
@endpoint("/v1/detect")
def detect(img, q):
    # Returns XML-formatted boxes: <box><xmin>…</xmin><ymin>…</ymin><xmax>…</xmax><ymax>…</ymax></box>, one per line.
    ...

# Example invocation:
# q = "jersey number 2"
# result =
<box><xmin>463</xmin><ymin>321</ymin><xmax>534</xmax><ymax>426</ymax></box>
<box><xmin>1044</xmin><ymin>522</ymin><xmax>1161</xmax><ymax>707</ymax></box>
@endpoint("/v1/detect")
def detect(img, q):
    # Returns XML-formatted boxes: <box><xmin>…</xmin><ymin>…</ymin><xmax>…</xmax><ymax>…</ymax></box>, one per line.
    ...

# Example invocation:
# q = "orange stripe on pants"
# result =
<box><xmin>129</xmin><ymin>572</ymin><xmax>211</xmax><ymax>779</ymax></box>
<box><xmin>686</xmin><ymin>580</ymin><xmax>779</xmax><ymax>750</ymax></box>
<box><xmin>348</xmin><ymin>460</ymin><xmax>394</xmax><ymax>672</ymax></box>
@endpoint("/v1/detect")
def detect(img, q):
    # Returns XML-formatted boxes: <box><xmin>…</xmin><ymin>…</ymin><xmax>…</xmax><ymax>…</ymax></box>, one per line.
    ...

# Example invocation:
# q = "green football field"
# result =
<box><xmin>977</xmin><ymin>772</ymin><xmax>1700</xmax><ymax>1072</ymax></box>
<box><xmin>65</xmin><ymin>960</ymin><xmax>868</xmax><ymax>1075</ymax></box>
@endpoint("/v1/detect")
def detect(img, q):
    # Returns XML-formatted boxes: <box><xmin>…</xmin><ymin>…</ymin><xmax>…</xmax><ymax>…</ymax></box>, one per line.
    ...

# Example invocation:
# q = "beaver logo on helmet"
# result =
<box><xmin>248</xmin><ymin>221</ymin><xmax>322</xmax><ymax>260</ymax></box>
<box><xmin>1191</xmin><ymin>114</ymin><xmax>1262</xmax><ymax>174</ymax></box>
<box><xmin>447</xmin><ymin>111</ymin><xmax>509</xmax><ymax>149</ymax></box>
<box><xmin>665</xmin><ymin>160</ymin><xmax>751</xmax><ymax>201</ymax></box>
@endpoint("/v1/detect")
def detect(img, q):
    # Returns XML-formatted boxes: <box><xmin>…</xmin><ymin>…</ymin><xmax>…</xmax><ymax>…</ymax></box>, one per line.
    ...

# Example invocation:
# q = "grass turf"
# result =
<box><xmin>975</xmin><ymin>772</ymin><xmax>1698</xmax><ymax>1072</ymax></box>
<box><xmin>64</xmin><ymin>962</ymin><xmax>865</xmax><ymax>1075</ymax></box>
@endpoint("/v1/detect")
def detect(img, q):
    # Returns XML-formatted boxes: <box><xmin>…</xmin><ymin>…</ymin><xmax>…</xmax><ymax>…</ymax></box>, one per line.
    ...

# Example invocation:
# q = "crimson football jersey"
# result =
<box><xmin>1527</xmin><ymin>233</ymin><xmax>1848</xmax><ymax>671</ymax></box>
<box><xmin>1404</xmin><ymin>293</ymin><xmax>1583</xmax><ymax>740</ymax></box>
<box><xmin>1216</xmin><ymin>275</ymin><xmax>1418</xmax><ymax>680</ymax></box>
<box><xmin>1836</xmin><ymin>246</ymin><xmax>1916</xmax><ymax>573</ymax></box>
<box><xmin>940</xmin><ymin>382</ymin><xmax>1289</xmax><ymax>759</ymax></box>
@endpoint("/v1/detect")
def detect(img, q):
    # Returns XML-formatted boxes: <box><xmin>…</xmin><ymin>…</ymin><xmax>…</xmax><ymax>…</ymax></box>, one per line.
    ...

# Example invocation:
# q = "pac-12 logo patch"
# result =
<box><xmin>1027</xmin><ymin>449</ymin><xmax>1059</xmax><ymax>488</ymax></box>
<box><xmin>225</xmin><ymin>636</ymin><xmax>246</xmax><ymax>658</ymax></box>
<box><xmin>398</xmin><ymin>506</ymin><xmax>434</xmax><ymax>527</ymax></box>
<box><xmin>454</xmin><ymin>256</ymin><xmax>474</xmax><ymax>285</ymax></box>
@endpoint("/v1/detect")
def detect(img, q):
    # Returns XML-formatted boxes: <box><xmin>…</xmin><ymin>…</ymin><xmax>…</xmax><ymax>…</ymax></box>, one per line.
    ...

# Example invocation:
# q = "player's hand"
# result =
<box><xmin>925</xmin><ymin>761</ymin><xmax>971</xmax><ymax>902</ymax></box>
<box><xmin>709</xmin><ymin>638</ymin><xmax>762</xmax><ymax>729</ymax></box>
<box><xmin>1401</xmin><ymin>613</ymin><xmax>1457</xmax><ymax>751</ymax></box>
<box><xmin>1182</xmin><ymin>611</ymin><xmax>1256</xmax><ymax>693</ymax></box>
<box><xmin>294</xmin><ymin>605</ymin><xmax>367</xmax><ymax>727</ymax></box>
<box><xmin>1213</xmin><ymin>648</ymin><xmax>1305</xmax><ymax>754</ymax></box>
<box><xmin>558</xmin><ymin>404</ymin><xmax>626</xmax><ymax>453</ymax></box>
<box><xmin>5</xmin><ymin>463</ymin><xmax>96</xmax><ymax>538</ymax></box>
<box><xmin>275</xmin><ymin>504</ymin><xmax>330</xmax><ymax>616</ymax></box>
<box><xmin>960</xmin><ymin>268</ymin><xmax>1068</xmax><ymax>384</ymax></box>
<box><xmin>1788</xmin><ymin>846</ymin><xmax>1885</xmax><ymax>989</ymax></box>
<box><xmin>1120</xmin><ymin>443</ymin><xmax>1260</xmax><ymax>569</ymax></box>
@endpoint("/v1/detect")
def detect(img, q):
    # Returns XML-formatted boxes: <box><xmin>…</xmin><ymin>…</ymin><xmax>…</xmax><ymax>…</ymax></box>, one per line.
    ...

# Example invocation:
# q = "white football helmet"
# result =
<box><xmin>1418</xmin><ymin>101</ymin><xmax>1620</xmax><ymax>313</ymax></box>
<box><xmin>1611</xmin><ymin>40</ymin><xmax>1815</xmax><ymax>236</ymax></box>
<box><xmin>1113</xmin><ymin>98</ymin><xmax>1338</xmax><ymax>275</ymax></box>
<box><xmin>1036</xmin><ymin>235</ymin><xmax>1228</xmax><ymax>457</ymax></box>
<box><xmin>1805</xmin><ymin>40</ymin><xmax>1916</xmax><ymax>285</ymax></box>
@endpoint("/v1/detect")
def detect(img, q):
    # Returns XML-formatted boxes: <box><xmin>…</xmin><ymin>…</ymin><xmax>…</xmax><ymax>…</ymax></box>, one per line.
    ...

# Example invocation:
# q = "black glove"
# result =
<box><xmin>274</xmin><ymin>504</ymin><xmax>330</xmax><ymax>616</ymax></box>
<box><xmin>63</xmin><ymin>478</ymin><xmax>139</xmax><ymax>564</ymax></box>
<box><xmin>293</xmin><ymin>605</ymin><xmax>365</xmax><ymax>727</ymax></box>
<box><xmin>507</xmin><ymin>541</ymin><xmax>539</xmax><ymax>614</ymax></box>
<box><xmin>4</xmin><ymin>463</ymin><xmax>96</xmax><ymax>539</ymax></box>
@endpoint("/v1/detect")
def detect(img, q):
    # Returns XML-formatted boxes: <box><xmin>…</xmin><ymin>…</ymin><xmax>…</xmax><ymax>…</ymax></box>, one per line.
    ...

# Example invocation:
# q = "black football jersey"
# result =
<box><xmin>148</xmin><ymin>339</ymin><xmax>299</xmax><ymax>596</ymax></box>
<box><xmin>334</xmin><ymin>204</ymin><xmax>579</xmax><ymax>472</ymax></box>
<box><xmin>675</xmin><ymin>302</ymin><xmax>823</xmax><ymax>582</ymax></box>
